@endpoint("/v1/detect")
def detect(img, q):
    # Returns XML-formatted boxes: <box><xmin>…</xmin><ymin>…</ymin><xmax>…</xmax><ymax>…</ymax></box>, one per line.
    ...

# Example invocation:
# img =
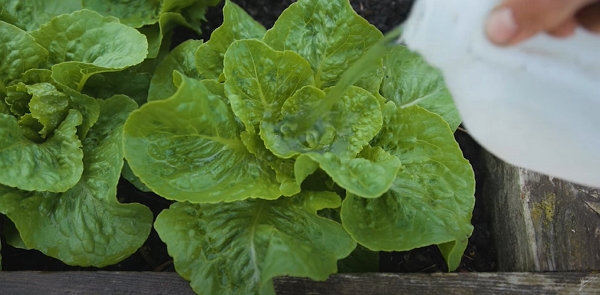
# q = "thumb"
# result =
<box><xmin>485</xmin><ymin>0</ymin><xmax>598</xmax><ymax>46</ymax></box>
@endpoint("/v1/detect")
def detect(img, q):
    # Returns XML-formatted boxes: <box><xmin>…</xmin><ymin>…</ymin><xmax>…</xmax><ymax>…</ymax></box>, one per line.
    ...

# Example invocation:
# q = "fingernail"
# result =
<box><xmin>486</xmin><ymin>7</ymin><xmax>518</xmax><ymax>45</ymax></box>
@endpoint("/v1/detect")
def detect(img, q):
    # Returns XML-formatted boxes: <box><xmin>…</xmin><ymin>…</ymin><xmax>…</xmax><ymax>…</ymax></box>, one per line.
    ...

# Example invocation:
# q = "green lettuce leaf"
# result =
<box><xmin>81</xmin><ymin>0</ymin><xmax>161</xmax><ymax>28</ymax></box>
<box><xmin>51</xmin><ymin>59</ymin><xmax>143</xmax><ymax>97</ymax></box>
<box><xmin>381</xmin><ymin>46</ymin><xmax>461</xmax><ymax>131</ymax></box>
<box><xmin>198</xmin><ymin>78</ymin><xmax>228</xmax><ymax>102</ymax></box>
<box><xmin>195</xmin><ymin>0</ymin><xmax>266</xmax><ymax>80</ymax></box>
<box><xmin>155</xmin><ymin>192</ymin><xmax>356</xmax><ymax>295</ymax></box>
<box><xmin>124</xmin><ymin>72</ymin><xmax>281</xmax><ymax>203</ymax></box>
<box><xmin>158</xmin><ymin>0</ymin><xmax>221</xmax><ymax>33</ymax></box>
<box><xmin>17</xmin><ymin>68</ymin><xmax>53</xmax><ymax>85</ymax></box>
<box><xmin>18</xmin><ymin>114</ymin><xmax>44</xmax><ymax>142</ymax></box>
<box><xmin>3</xmin><ymin>217</ymin><xmax>31</xmax><ymax>250</ymax></box>
<box><xmin>0</xmin><ymin>109</ymin><xmax>83</xmax><ymax>192</ymax></box>
<box><xmin>29</xmin><ymin>9</ymin><xmax>148</xmax><ymax>91</ymax></box>
<box><xmin>0</xmin><ymin>0</ymin><xmax>81</xmax><ymax>31</ymax></box>
<box><xmin>138</xmin><ymin>11</ymin><xmax>189</xmax><ymax>58</ymax></box>
<box><xmin>18</xmin><ymin>116</ymin><xmax>43</xmax><ymax>142</ymax></box>
<box><xmin>313</xmin><ymin>207</ymin><xmax>379</xmax><ymax>273</ymax></box>
<box><xmin>304</xmin><ymin>146</ymin><xmax>401</xmax><ymax>198</ymax></box>
<box><xmin>82</xmin><ymin>39</ymin><xmax>170</xmax><ymax>107</ymax></box>
<box><xmin>0</xmin><ymin>95</ymin><xmax>153</xmax><ymax>267</ymax></box>
<box><xmin>122</xmin><ymin>160</ymin><xmax>152</xmax><ymax>193</ymax></box>
<box><xmin>148</xmin><ymin>39</ymin><xmax>203</xmax><ymax>102</ymax></box>
<box><xmin>260</xmin><ymin>86</ymin><xmax>381</xmax><ymax>159</ymax></box>
<box><xmin>181</xmin><ymin>0</ymin><xmax>221</xmax><ymax>33</ymax></box>
<box><xmin>223</xmin><ymin>39</ymin><xmax>314</xmax><ymax>132</ymax></box>
<box><xmin>160</xmin><ymin>0</ymin><xmax>199</xmax><ymax>13</ymax></box>
<box><xmin>294</xmin><ymin>154</ymin><xmax>321</xmax><ymax>189</ymax></box>
<box><xmin>240</xmin><ymin>131</ymin><xmax>304</xmax><ymax>196</ymax></box>
<box><xmin>82</xmin><ymin>68</ymin><xmax>153</xmax><ymax>106</ymax></box>
<box><xmin>175</xmin><ymin>0</ymin><xmax>221</xmax><ymax>33</ymax></box>
<box><xmin>26</xmin><ymin>82</ymin><xmax>70</xmax><ymax>138</ymax></box>
<box><xmin>341</xmin><ymin>103</ymin><xmax>475</xmax><ymax>271</ymax></box>
<box><xmin>64</xmin><ymin>90</ymin><xmax>100</xmax><ymax>140</ymax></box>
<box><xmin>0</xmin><ymin>21</ymin><xmax>48</xmax><ymax>85</ymax></box>
<box><xmin>263</xmin><ymin>0</ymin><xmax>383</xmax><ymax>92</ymax></box>
<box><xmin>4</xmin><ymin>83</ymin><xmax>31</xmax><ymax>117</ymax></box>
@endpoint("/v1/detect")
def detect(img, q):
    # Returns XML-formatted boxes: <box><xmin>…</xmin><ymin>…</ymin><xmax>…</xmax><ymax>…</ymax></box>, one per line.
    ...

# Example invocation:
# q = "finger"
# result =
<box><xmin>547</xmin><ymin>18</ymin><xmax>578</xmax><ymax>38</ymax></box>
<box><xmin>577</xmin><ymin>1</ymin><xmax>600</xmax><ymax>33</ymax></box>
<box><xmin>486</xmin><ymin>0</ymin><xmax>597</xmax><ymax>46</ymax></box>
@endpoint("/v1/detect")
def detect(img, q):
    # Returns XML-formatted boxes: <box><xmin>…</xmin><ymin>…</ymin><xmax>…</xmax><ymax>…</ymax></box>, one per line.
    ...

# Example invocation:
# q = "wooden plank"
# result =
<box><xmin>0</xmin><ymin>271</ymin><xmax>599</xmax><ymax>295</ymax></box>
<box><xmin>483</xmin><ymin>152</ymin><xmax>600</xmax><ymax>271</ymax></box>
<box><xmin>0</xmin><ymin>272</ymin><xmax>194</xmax><ymax>295</ymax></box>
<box><xmin>276</xmin><ymin>272</ymin><xmax>600</xmax><ymax>295</ymax></box>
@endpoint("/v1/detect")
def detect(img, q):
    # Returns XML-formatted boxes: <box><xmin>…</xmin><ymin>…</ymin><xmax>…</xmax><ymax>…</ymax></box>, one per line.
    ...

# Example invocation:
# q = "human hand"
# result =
<box><xmin>485</xmin><ymin>0</ymin><xmax>600</xmax><ymax>46</ymax></box>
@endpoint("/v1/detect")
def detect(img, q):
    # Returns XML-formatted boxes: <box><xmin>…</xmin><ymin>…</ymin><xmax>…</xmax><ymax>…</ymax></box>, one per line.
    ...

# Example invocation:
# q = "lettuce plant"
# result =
<box><xmin>0</xmin><ymin>1</ymin><xmax>220</xmax><ymax>268</ymax></box>
<box><xmin>0</xmin><ymin>9</ymin><xmax>156</xmax><ymax>267</ymax></box>
<box><xmin>123</xmin><ymin>0</ymin><xmax>475</xmax><ymax>294</ymax></box>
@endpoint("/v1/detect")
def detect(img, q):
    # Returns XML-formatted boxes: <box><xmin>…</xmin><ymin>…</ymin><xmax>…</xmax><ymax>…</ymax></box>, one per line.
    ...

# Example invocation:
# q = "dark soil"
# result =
<box><xmin>2</xmin><ymin>0</ymin><xmax>497</xmax><ymax>274</ymax></box>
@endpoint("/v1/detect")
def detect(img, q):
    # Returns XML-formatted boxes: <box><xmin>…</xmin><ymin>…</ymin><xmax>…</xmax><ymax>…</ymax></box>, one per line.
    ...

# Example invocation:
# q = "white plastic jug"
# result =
<box><xmin>401</xmin><ymin>0</ymin><xmax>600</xmax><ymax>187</ymax></box>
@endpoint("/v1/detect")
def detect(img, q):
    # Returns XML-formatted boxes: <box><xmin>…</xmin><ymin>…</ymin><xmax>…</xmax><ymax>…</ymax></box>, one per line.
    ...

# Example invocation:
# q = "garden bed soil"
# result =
<box><xmin>1</xmin><ymin>0</ymin><xmax>497</xmax><ymax>274</ymax></box>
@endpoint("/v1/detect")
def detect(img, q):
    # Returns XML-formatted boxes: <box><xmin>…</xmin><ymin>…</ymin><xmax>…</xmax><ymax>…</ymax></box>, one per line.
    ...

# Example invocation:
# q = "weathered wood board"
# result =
<box><xmin>483</xmin><ymin>151</ymin><xmax>600</xmax><ymax>271</ymax></box>
<box><xmin>0</xmin><ymin>271</ymin><xmax>599</xmax><ymax>295</ymax></box>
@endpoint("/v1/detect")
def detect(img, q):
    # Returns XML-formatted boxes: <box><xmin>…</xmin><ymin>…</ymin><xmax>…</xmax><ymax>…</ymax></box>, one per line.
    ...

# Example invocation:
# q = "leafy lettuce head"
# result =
<box><xmin>0</xmin><ymin>9</ymin><xmax>153</xmax><ymax>267</ymax></box>
<box><xmin>123</xmin><ymin>0</ymin><xmax>476</xmax><ymax>294</ymax></box>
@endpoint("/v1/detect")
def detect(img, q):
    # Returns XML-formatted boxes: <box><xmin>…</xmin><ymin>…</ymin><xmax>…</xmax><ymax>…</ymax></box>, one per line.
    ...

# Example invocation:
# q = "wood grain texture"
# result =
<box><xmin>483</xmin><ymin>152</ymin><xmax>600</xmax><ymax>271</ymax></box>
<box><xmin>0</xmin><ymin>272</ymin><xmax>599</xmax><ymax>295</ymax></box>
